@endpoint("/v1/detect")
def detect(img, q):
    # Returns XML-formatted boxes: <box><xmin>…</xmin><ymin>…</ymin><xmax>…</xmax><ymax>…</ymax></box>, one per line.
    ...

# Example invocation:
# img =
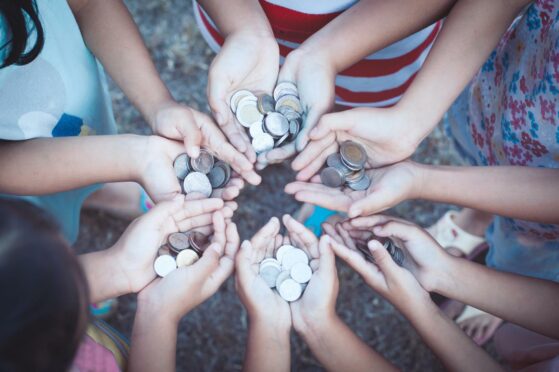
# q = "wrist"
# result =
<box><xmin>250</xmin><ymin>316</ymin><xmax>291</xmax><ymax>340</ymax></box>
<box><xmin>137</xmin><ymin>292</ymin><xmax>181</xmax><ymax>328</ymax></box>
<box><xmin>393</xmin><ymin>100</ymin><xmax>439</xmax><ymax>147</ymax></box>
<box><xmin>409</xmin><ymin>162</ymin><xmax>430</xmax><ymax>200</ymax></box>
<box><xmin>294</xmin><ymin>310</ymin><xmax>337</xmax><ymax>341</ymax></box>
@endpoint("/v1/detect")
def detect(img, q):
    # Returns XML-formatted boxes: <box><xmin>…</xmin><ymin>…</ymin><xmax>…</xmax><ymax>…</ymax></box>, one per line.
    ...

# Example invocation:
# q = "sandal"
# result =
<box><xmin>427</xmin><ymin>210</ymin><xmax>486</xmax><ymax>259</ymax></box>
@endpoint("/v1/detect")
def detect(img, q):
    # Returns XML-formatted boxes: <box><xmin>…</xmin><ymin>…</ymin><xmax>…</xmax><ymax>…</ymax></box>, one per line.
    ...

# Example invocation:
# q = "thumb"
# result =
<box><xmin>296</xmin><ymin>108</ymin><xmax>322</xmax><ymax>151</ymax></box>
<box><xmin>207</xmin><ymin>74</ymin><xmax>231</xmax><ymax>127</ymax></box>
<box><xmin>309</xmin><ymin>112</ymin><xmax>352</xmax><ymax>140</ymax></box>
<box><xmin>235</xmin><ymin>240</ymin><xmax>255</xmax><ymax>284</ymax></box>
<box><xmin>182</xmin><ymin>129</ymin><xmax>202</xmax><ymax>159</ymax></box>
<box><xmin>368</xmin><ymin>240</ymin><xmax>399</xmax><ymax>277</ymax></box>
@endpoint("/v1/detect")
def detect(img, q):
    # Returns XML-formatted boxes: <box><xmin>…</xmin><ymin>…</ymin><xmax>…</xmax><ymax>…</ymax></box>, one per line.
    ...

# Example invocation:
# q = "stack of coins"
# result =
<box><xmin>357</xmin><ymin>238</ymin><xmax>405</xmax><ymax>266</ymax></box>
<box><xmin>153</xmin><ymin>231</ymin><xmax>210</xmax><ymax>277</ymax></box>
<box><xmin>320</xmin><ymin>140</ymin><xmax>371</xmax><ymax>191</ymax></box>
<box><xmin>173</xmin><ymin>150</ymin><xmax>231</xmax><ymax>198</ymax></box>
<box><xmin>230</xmin><ymin>81</ymin><xmax>304</xmax><ymax>153</ymax></box>
<box><xmin>258</xmin><ymin>244</ymin><xmax>312</xmax><ymax>302</ymax></box>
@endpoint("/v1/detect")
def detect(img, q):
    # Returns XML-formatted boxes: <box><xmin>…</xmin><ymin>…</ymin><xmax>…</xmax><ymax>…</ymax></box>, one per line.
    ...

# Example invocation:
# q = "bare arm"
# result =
<box><xmin>244</xmin><ymin>320</ymin><xmax>290</xmax><ymax>372</ymax></box>
<box><xmin>294</xmin><ymin>0</ymin><xmax>454</xmax><ymax>74</ymax></box>
<box><xmin>299</xmin><ymin>315</ymin><xmax>396</xmax><ymax>372</ymax></box>
<box><xmin>0</xmin><ymin>135</ymin><xmax>145</xmax><ymax>195</ymax></box>
<box><xmin>69</xmin><ymin>0</ymin><xmax>172</xmax><ymax>124</ymax></box>
<box><xmin>416</xmin><ymin>165</ymin><xmax>559</xmax><ymax>224</ymax></box>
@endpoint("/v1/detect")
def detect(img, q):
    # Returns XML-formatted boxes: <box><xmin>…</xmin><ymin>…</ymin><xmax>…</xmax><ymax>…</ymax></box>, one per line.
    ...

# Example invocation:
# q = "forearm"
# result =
<box><xmin>79</xmin><ymin>249</ymin><xmax>130</xmax><ymax>303</ymax></box>
<box><xmin>397</xmin><ymin>0</ymin><xmax>530</xmax><ymax>139</ymax></box>
<box><xmin>435</xmin><ymin>256</ymin><xmax>559</xmax><ymax>340</ymax></box>
<box><xmin>416</xmin><ymin>164</ymin><xmax>559</xmax><ymax>224</ymax></box>
<box><xmin>72</xmin><ymin>0</ymin><xmax>172</xmax><ymax>124</ymax></box>
<box><xmin>198</xmin><ymin>0</ymin><xmax>273</xmax><ymax>37</ymax></box>
<box><xmin>0</xmin><ymin>135</ymin><xmax>145</xmax><ymax>195</ymax></box>
<box><xmin>297</xmin><ymin>0</ymin><xmax>453</xmax><ymax>73</ymax></box>
<box><xmin>407</xmin><ymin>301</ymin><xmax>501</xmax><ymax>371</ymax></box>
<box><xmin>300</xmin><ymin>316</ymin><xmax>396</xmax><ymax>372</ymax></box>
<box><xmin>244</xmin><ymin>319</ymin><xmax>290</xmax><ymax>372</ymax></box>
<box><xmin>129</xmin><ymin>299</ymin><xmax>178</xmax><ymax>372</ymax></box>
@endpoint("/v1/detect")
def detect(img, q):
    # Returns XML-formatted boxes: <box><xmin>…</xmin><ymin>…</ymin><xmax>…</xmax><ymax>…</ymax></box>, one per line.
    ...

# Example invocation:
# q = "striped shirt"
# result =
<box><xmin>194</xmin><ymin>0</ymin><xmax>441</xmax><ymax>108</ymax></box>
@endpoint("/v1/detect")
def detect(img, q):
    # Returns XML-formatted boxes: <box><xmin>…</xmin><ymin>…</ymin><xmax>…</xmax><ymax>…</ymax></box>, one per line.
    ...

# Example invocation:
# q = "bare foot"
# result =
<box><xmin>83</xmin><ymin>182</ymin><xmax>151</xmax><ymax>220</ymax></box>
<box><xmin>458</xmin><ymin>313</ymin><xmax>503</xmax><ymax>346</ymax></box>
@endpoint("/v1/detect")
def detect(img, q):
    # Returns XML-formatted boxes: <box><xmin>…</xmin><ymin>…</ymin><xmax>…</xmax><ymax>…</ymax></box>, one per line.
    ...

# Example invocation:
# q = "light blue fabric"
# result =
<box><xmin>0</xmin><ymin>0</ymin><xmax>117</xmax><ymax>243</ymax></box>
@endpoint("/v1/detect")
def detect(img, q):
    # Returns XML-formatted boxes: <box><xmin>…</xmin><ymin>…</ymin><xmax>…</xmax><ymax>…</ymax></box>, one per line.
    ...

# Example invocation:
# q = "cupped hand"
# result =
<box><xmin>282</xmin><ymin>215</ymin><xmax>339</xmax><ymax>333</ymax></box>
<box><xmin>292</xmin><ymin>106</ymin><xmax>421</xmax><ymax>181</ymax></box>
<box><xmin>110</xmin><ymin>195</ymin><xmax>227</xmax><ymax>294</ymax></box>
<box><xmin>235</xmin><ymin>217</ymin><xmax>291</xmax><ymax>328</ymax></box>
<box><xmin>137</xmin><ymin>211</ymin><xmax>240</xmax><ymax>323</ymax></box>
<box><xmin>207</xmin><ymin>31</ymin><xmax>279</xmax><ymax>164</ymax></box>
<box><xmin>256</xmin><ymin>50</ymin><xmax>336</xmax><ymax>170</ymax></box>
<box><xmin>285</xmin><ymin>161</ymin><xmax>420</xmax><ymax>217</ymax></box>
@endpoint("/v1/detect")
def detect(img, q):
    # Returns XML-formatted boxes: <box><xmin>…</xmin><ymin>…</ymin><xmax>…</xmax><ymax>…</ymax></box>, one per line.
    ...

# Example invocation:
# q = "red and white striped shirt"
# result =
<box><xmin>194</xmin><ymin>0</ymin><xmax>441</xmax><ymax>108</ymax></box>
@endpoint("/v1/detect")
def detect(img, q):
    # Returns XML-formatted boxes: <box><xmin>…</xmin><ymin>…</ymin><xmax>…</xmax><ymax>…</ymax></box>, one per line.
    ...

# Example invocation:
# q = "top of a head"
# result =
<box><xmin>0</xmin><ymin>199</ymin><xmax>89</xmax><ymax>372</ymax></box>
<box><xmin>0</xmin><ymin>0</ymin><xmax>45</xmax><ymax>68</ymax></box>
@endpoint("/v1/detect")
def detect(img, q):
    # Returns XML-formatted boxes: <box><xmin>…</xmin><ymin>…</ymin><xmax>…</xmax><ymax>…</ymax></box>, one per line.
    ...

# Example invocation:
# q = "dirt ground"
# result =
<box><xmin>74</xmin><ymin>1</ymin><xmax>494</xmax><ymax>370</ymax></box>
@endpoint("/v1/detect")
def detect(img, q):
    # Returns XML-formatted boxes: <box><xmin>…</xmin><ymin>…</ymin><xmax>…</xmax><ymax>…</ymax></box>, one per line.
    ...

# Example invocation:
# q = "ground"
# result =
<box><xmin>74</xmin><ymin>1</ymin><xmax>491</xmax><ymax>370</ymax></box>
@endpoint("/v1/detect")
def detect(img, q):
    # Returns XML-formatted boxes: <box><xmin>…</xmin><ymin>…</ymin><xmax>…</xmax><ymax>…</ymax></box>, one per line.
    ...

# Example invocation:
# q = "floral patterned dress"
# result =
<box><xmin>447</xmin><ymin>0</ymin><xmax>559</xmax><ymax>281</ymax></box>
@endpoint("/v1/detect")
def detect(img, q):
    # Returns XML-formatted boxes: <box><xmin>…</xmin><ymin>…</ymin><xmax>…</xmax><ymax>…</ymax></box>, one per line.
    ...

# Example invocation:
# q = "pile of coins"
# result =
<box><xmin>230</xmin><ymin>81</ymin><xmax>304</xmax><ymax>153</ymax></box>
<box><xmin>357</xmin><ymin>238</ymin><xmax>405</xmax><ymax>266</ymax></box>
<box><xmin>173</xmin><ymin>150</ymin><xmax>231</xmax><ymax>198</ymax></box>
<box><xmin>258</xmin><ymin>245</ymin><xmax>312</xmax><ymax>302</ymax></box>
<box><xmin>320</xmin><ymin>141</ymin><xmax>371</xmax><ymax>191</ymax></box>
<box><xmin>153</xmin><ymin>231</ymin><xmax>211</xmax><ymax>277</ymax></box>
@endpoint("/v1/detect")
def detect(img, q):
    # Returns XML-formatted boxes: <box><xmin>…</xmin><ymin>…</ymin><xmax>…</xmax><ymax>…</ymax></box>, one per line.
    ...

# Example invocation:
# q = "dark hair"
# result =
<box><xmin>0</xmin><ymin>199</ymin><xmax>89</xmax><ymax>372</ymax></box>
<box><xmin>0</xmin><ymin>0</ymin><xmax>44</xmax><ymax>68</ymax></box>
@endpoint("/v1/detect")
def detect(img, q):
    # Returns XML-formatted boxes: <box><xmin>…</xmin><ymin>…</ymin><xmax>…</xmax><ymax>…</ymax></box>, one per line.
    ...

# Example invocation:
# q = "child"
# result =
<box><xmin>0</xmin><ymin>0</ymin><xmax>259</xmax><ymax>244</ymax></box>
<box><xmin>290</xmin><ymin>0</ymin><xmax>558</xmax><ymax>342</ymax></box>
<box><xmin>0</xmin><ymin>197</ymin><xmax>238</xmax><ymax>371</ymax></box>
<box><xmin>325</xmin><ymin>215</ymin><xmax>559</xmax><ymax>370</ymax></box>
<box><xmin>194</xmin><ymin>0</ymin><xmax>452</xmax><ymax>169</ymax></box>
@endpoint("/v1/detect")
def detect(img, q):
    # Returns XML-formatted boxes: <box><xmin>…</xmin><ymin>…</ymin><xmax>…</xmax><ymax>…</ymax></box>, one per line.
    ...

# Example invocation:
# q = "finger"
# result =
<box><xmin>140</xmin><ymin>198</ymin><xmax>184</xmax><ymax>225</ymax></box>
<box><xmin>262</xmin><ymin>142</ymin><xmax>297</xmax><ymax>165</ymax></box>
<box><xmin>335</xmin><ymin>223</ymin><xmax>357</xmax><ymax>251</ymax></box>
<box><xmin>176</xmin><ymin>198</ymin><xmax>224</xmax><ymax>219</ymax></box>
<box><xmin>211</xmin><ymin>211</ymin><xmax>226</xmax><ymax>253</ymax></box>
<box><xmin>251</xmin><ymin>217</ymin><xmax>281</xmax><ymax>253</ymax></box>
<box><xmin>292</xmin><ymin>190</ymin><xmax>350</xmax><ymax>213</ymax></box>
<box><xmin>207</xmin><ymin>71</ymin><xmax>232</xmax><ymax>129</ymax></box>
<box><xmin>176</xmin><ymin>213</ymin><xmax>214</xmax><ymax>232</ymax></box>
<box><xmin>321</xmin><ymin>222</ymin><xmax>344</xmax><ymax>244</ymax></box>
<box><xmin>295</xmin><ymin>108</ymin><xmax>323</xmax><ymax>151</ymax></box>
<box><xmin>292</xmin><ymin>132</ymin><xmax>335</xmax><ymax>171</ymax></box>
<box><xmin>316</xmin><ymin>235</ymin><xmax>336</xmax><ymax>276</ymax></box>
<box><xmin>236</xmin><ymin>240</ymin><xmax>257</xmax><ymax>283</ymax></box>
<box><xmin>178</xmin><ymin>120</ymin><xmax>202</xmax><ymax>159</ymax></box>
<box><xmin>224</xmin><ymin>222</ymin><xmax>240</xmax><ymax>257</ymax></box>
<box><xmin>347</xmin><ymin>189</ymin><xmax>392</xmax><ymax>218</ymax></box>
<box><xmin>367</xmin><ymin>239</ymin><xmax>401</xmax><ymax>278</ymax></box>
<box><xmin>309</xmin><ymin>111</ymin><xmax>353</xmax><ymax>140</ymax></box>
<box><xmin>349</xmin><ymin>215</ymin><xmax>409</xmax><ymax>228</ymax></box>
<box><xmin>202</xmin><ymin>244</ymin><xmax>236</xmax><ymax>296</ymax></box>
<box><xmin>328</xmin><ymin>238</ymin><xmax>384</xmax><ymax>286</ymax></box>
<box><xmin>189</xmin><ymin>242</ymin><xmax>221</xmax><ymax>277</ymax></box>
<box><xmin>283</xmin><ymin>214</ymin><xmax>318</xmax><ymax>257</ymax></box>
<box><xmin>371</xmin><ymin>220</ymin><xmax>422</xmax><ymax>244</ymax></box>
<box><xmin>296</xmin><ymin>142</ymin><xmax>338</xmax><ymax>181</ymax></box>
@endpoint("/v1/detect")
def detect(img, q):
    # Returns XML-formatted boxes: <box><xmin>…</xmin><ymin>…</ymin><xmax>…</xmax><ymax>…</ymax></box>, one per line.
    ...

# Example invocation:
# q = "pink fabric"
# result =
<box><xmin>494</xmin><ymin>323</ymin><xmax>559</xmax><ymax>371</ymax></box>
<box><xmin>71</xmin><ymin>335</ymin><xmax>120</xmax><ymax>372</ymax></box>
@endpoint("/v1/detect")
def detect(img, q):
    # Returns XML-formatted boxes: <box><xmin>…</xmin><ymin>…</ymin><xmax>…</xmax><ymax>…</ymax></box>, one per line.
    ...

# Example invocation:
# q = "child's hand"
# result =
<box><xmin>282</xmin><ymin>215</ymin><xmax>339</xmax><ymax>334</ymax></box>
<box><xmin>137</xmin><ymin>212</ymin><xmax>240</xmax><ymax>323</ymax></box>
<box><xmin>256</xmin><ymin>50</ymin><xmax>336</xmax><ymax>170</ymax></box>
<box><xmin>109</xmin><ymin>195</ymin><xmax>226</xmax><ymax>294</ymax></box>
<box><xmin>207</xmin><ymin>31</ymin><xmax>279</xmax><ymax>164</ymax></box>
<box><xmin>235</xmin><ymin>217</ymin><xmax>291</xmax><ymax>329</ymax></box>
<box><xmin>150</xmin><ymin>101</ymin><xmax>261</xmax><ymax>185</ymax></box>
<box><xmin>342</xmin><ymin>215</ymin><xmax>453</xmax><ymax>294</ymax></box>
<box><xmin>291</xmin><ymin>107</ymin><xmax>421</xmax><ymax>181</ymax></box>
<box><xmin>328</xmin><ymin>232</ymin><xmax>430</xmax><ymax>319</ymax></box>
<box><xmin>285</xmin><ymin>161</ymin><xmax>420</xmax><ymax>217</ymax></box>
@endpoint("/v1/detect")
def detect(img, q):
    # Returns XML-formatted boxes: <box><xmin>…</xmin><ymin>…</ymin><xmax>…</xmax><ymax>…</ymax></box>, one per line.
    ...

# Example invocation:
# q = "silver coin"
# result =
<box><xmin>168</xmin><ymin>232</ymin><xmax>190</xmax><ymax>252</ymax></box>
<box><xmin>320</xmin><ymin>167</ymin><xmax>345</xmax><ymax>188</ymax></box>
<box><xmin>275</xmin><ymin>94</ymin><xmax>303</xmax><ymax>114</ymax></box>
<box><xmin>275</xmin><ymin>270</ymin><xmax>291</xmax><ymax>289</ymax></box>
<box><xmin>347</xmin><ymin>174</ymin><xmax>371</xmax><ymax>191</ymax></box>
<box><xmin>173</xmin><ymin>153</ymin><xmax>190</xmax><ymax>180</ymax></box>
<box><xmin>210</xmin><ymin>161</ymin><xmax>231</xmax><ymax>188</ymax></box>
<box><xmin>190</xmin><ymin>149</ymin><xmax>214</xmax><ymax>174</ymax></box>
<box><xmin>326</xmin><ymin>153</ymin><xmax>343</xmax><ymax>168</ymax></box>
<box><xmin>290</xmin><ymin>262</ymin><xmax>312</xmax><ymax>284</ymax></box>
<box><xmin>289</xmin><ymin>119</ymin><xmax>300</xmax><ymax>136</ymax></box>
<box><xmin>257</xmin><ymin>94</ymin><xmax>275</xmax><ymax>114</ymax></box>
<box><xmin>236</xmin><ymin>99</ymin><xmax>264</xmax><ymax>128</ymax></box>
<box><xmin>276</xmin><ymin>245</ymin><xmax>296</xmax><ymax>262</ymax></box>
<box><xmin>278</xmin><ymin>278</ymin><xmax>303</xmax><ymax>302</ymax></box>
<box><xmin>259</xmin><ymin>263</ymin><xmax>281</xmax><ymax>288</ymax></box>
<box><xmin>252</xmin><ymin>133</ymin><xmax>275</xmax><ymax>153</ymax></box>
<box><xmin>275</xmin><ymin>132</ymin><xmax>290</xmax><ymax>147</ymax></box>
<box><xmin>281</xmin><ymin>248</ymin><xmax>309</xmax><ymax>270</ymax></box>
<box><xmin>340</xmin><ymin>141</ymin><xmax>367</xmax><ymax>170</ymax></box>
<box><xmin>207</xmin><ymin>165</ymin><xmax>227</xmax><ymax>189</ymax></box>
<box><xmin>154</xmin><ymin>255</ymin><xmax>177</xmax><ymax>277</ymax></box>
<box><xmin>264</xmin><ymin>112</ymin><xmax>289</xmax><ymax>137</ymax></box>
<box><xmin>273</xmin><ymin>81</ymin><xmax>298</xmax><ymax>100</ymax></box>
<box><xmin>345</xmin><ymin>168</ymin><xmax>365</xmax><ymax>183</ymax></box>
<box><xmin>230</xmin><ymin>90</ymin><xmax>255</xmax><ymax>113</ymax></box>
<box><xmin>183</xmin><ymin>172</ymin><xmax>213</xmax><ymax>197</ymax></box>
<box><xmin>383</xmin><ymin>239</ymin><xmax>404</xmax><ymax>266</ymax></box>
<box><xmin>188</xmin><ymin>231</ymin><xmax>210</xmax><ymax>255</ymax></box>
<box><xmin>249</xmin><ymin>121</ymin><xmax>265</xmax><ymax>138</ymax></box>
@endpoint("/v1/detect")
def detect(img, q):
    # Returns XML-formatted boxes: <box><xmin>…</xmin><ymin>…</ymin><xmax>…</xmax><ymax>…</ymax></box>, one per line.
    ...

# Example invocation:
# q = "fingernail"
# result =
<box><xmin>367</xmin><ymin>240</ymin><xmax>379</xmax><ymax>252</ymax></box>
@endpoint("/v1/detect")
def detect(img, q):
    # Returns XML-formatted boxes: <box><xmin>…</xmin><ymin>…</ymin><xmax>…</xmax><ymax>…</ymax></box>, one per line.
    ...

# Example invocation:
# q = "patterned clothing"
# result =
<box><xmin>0</xmin><ymin>0</ymin><xmax>117</xmax><ymax>243</ymax></box>
<box><xmin>447</xmin><ymin>0</ymin><xmax>559</xmax><ymax>281</ymax></box>
<box><xmin>194</xmin><ymin>0</ymin><xmax>441</xmax><ymax>107</ymax></box>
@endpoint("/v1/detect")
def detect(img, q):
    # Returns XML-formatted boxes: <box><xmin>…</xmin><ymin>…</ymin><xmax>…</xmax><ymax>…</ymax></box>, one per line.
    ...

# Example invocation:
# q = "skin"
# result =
<box><xmin>293</xmin><ymin>0</ymin><xmax>534</xmax><ymax>179</ymax></box>
<box><xmin>0</xmin><ymin>135</ymin><xmax>244</xmax><ymax>204</ymax></box>
<box><xmin>285</xmin><ymin>161</ymin><xmax>559</xmax><ymax>223</ymax></box>
<box><xmin>128</xmin><ymin>212</ymin><xmax>240</xmax><ymax>372</ymax></box>
<box><xmin>66</xmin><ymin>0</ymin><xmax>260</xmax><ymax>185</ymax></box>
<box><xmin>325</xmin><ymin>224</ymin><xmax>502</xmax><ymax>371</ymax></box>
